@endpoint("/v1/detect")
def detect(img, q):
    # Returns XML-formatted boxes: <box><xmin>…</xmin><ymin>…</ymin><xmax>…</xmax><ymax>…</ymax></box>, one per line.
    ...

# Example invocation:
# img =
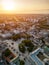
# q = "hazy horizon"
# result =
<box><xmin>0</xmin><ymin>0</ymin><xmax>49</xmax><ymax>14</ymax></box>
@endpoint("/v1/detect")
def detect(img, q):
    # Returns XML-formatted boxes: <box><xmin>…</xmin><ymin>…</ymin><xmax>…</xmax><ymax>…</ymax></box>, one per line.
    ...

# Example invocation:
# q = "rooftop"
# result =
<box><xmin>3</xmin><ymin>49</ymin><xmax>17</xmax><ymax>62</ymax></box>
<box><xmin>30</xmin><ymin>48</ymin><xmax>47</xmax><ymax>65</ymax></box>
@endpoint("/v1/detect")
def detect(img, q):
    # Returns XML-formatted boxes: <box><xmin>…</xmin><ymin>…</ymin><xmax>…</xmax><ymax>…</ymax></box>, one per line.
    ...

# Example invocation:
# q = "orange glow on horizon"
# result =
<box><xmin>0</xmin><ymin>0</ymin><xmax>49</xmax><ymax>14</ymax></box>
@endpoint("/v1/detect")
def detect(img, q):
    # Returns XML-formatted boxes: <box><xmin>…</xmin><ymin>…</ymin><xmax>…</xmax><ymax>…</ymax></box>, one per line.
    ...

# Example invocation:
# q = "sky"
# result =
<box><xmin>0</xmin><ymin>0</ymin><xmax>49</xmax><ymax>14</ymax></box>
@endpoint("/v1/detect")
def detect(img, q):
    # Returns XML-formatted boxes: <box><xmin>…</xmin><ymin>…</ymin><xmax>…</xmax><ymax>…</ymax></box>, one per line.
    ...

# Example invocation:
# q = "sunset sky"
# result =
<box><xmin>0</xmin><ymin>0</ymin><xmax>49</xmax><ymax>14</ymax></box>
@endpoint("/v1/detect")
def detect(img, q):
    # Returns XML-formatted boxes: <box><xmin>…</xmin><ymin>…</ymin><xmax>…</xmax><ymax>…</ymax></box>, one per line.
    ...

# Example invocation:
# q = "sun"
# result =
<box><xmin>2</xmin><ymin>0</ymin><xmax>15</xmax><ymax>11</ymax></box>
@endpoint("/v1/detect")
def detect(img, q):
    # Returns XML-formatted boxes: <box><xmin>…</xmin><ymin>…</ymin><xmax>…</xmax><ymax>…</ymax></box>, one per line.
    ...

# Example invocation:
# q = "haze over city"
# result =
<box><xmin>0</xmin><ymin>0</ymin><xmax>49</xmax><ymax>65</ymax></box>
<box><xmin>0</xmin><ymin>0</ymin><xmax>49</xmax><ymax>14</ymax></box>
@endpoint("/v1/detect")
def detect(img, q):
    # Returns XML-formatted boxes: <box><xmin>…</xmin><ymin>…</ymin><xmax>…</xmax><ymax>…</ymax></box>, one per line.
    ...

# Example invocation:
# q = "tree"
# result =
<box><xmin>27</xmin><ymin>45</ymin><xmax>34</xmax><ymax>52</ymax></box>
<box><xmin>20</xmin><ymin>60</ymin><xmax>25</xmax><ymax>65</ymax></box>
<box><xmin>22</xmin><ymin>40</ymin><xmax>34</xmax><ymax>52</ymax></box>
<box><xmin>4</xmin><ymin>49</ymin><xmax>11</xmax><ymax>57</ymax></box>
<box><xmin>22</xmin><ymin>40</ymin><xmax>32</xmax><ymax>47</ymax></box>
<box><xmin>19</xmin><ymin>44</ymin><xmax>26</xmax><ymax>53</ymax></box>
<box><xmin>11</xmin><ymin>34</ymin><xmax>21</xmax><ymax>41</ymax></box>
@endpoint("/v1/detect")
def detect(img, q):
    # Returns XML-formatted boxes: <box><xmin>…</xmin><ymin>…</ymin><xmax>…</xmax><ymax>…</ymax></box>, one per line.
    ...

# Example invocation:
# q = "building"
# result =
<box><xmin>3</xmin><ymin>48</ymin><xmax>20</xmax><ymax>65</ymax></box>
<box><xmin>25</xmin><ymin>48</ymin><xmax>49</xmax><ymax>65</ymax></box>
<box><xmin>43</xmin><ymin>46</ymin><xmax>49</xmax><ymax>57</ymax></box>
<box><xmin>44</xmin><ymin>37</ymin><xmax>49</xmax><ymax>46</ymax></box>
<box><xmin>0</xmin><ymin>53</ymin><xmax>5</xmax><ymax>65</ymax></box>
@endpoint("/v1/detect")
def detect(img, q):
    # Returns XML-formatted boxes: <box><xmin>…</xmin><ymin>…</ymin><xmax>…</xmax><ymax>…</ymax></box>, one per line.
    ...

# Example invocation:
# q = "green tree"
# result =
<box><xmin>11</xmin><ymin>34</ymin><xmax>21</xmax><ymax>41</ymax></box>
<box><xmin>20</xmin><ymin>60</ymin><xmax>25</xmax><ymax>65</ymax></box>
<box><xmin>22</xmin><ymin>40</ymin><xmax>32</xmax><ymax>47</ymax></box>
<box><xmin>19</xmin><ymin>44</ymin><xmax>26</xmax><ymax>53</ymax></box>
<box><xmin>22</xmin><ymin>40</ymin><xmax>34</xmax><ymax>52</ymax></box>
<box><xmin>4</xmin><ymin>49</ymin><xmax>11</xmax><ymax>57</ymax></box>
